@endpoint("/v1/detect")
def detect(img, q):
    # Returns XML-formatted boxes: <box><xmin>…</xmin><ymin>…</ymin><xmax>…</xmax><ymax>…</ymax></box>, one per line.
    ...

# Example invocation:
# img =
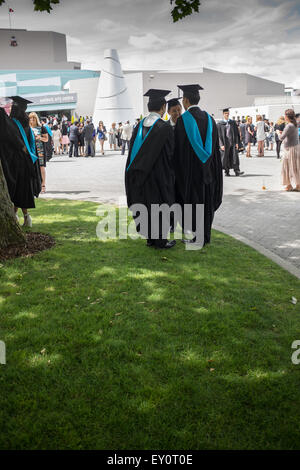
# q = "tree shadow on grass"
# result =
<box><xmin>1</xmin><ymin>200</ymin><xmax>300</xmax><ymax>449</ymax></box>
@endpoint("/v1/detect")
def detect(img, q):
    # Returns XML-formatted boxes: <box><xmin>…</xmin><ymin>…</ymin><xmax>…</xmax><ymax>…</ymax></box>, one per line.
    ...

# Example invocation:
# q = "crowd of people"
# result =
<box><xmin>38</xmin><ymin>114</ymin><xmax>136</xmax><ymax>159</ymax></box>
<box><xmin>230</xmin><ymin>115</ymin><xmax>287</xmax><ymax>158</ymax></box>
<box><xmin>0</xmin><ymin>93</ymin><xmax>299</xmax><ymax>232</ymax></box>
<box><xmin>215</xmin><ymin>111</ymin><xmax>300</xmax><ymax>188</ymax></box>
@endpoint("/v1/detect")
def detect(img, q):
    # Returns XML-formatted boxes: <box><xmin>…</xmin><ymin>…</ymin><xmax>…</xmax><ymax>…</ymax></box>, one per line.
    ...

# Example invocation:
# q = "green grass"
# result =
<box><xmin>0</xmin><ymin>198</ymin><xmax>300</xmax><ymax>450</ymax></box>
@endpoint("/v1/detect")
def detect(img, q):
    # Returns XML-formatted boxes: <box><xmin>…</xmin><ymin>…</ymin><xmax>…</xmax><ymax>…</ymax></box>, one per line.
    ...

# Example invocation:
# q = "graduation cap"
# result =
<box><xmin>9</xmin><ymin>96</ymin><xmax>33</xmax><ymax>110</ymax></box>
<box><xmin>144</xmin><ymin>89</ymin><xmax>171</xmax><ymax>101</ymax></box>
<box><xmin>177</xmin><ymin>85</ymin><xmax>203</xmax><ymax>105</ymax></box>
<box><xmin>144</xmin><ymin>89</ymin><xmax>171</xmax><ymax>111</ymax></box>
<box><xmin>177</xmin><ymin>84</ymin><xmax>204</xmax><ymax>94</ymax></box>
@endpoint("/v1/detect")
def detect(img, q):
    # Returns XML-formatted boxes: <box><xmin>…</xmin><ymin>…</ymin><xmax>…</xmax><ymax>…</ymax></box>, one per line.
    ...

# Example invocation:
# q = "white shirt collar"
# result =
<box><xmin>170</xmin><ymin>118</ymin><xmax>176</xmax><ymax>127</ymax></box>
<box><xmin>143</xmin><ymin>112</ymin><xmax>161</xmax><ymax>127</ymax></box>
<box><xmin>149</xmin><ymin>112</ymin><xmax>161</xmax><ymax>119</ymax></box>
<box><xmin>187</xmin><ymin>105</ymin><xmax>199</xmax><ymax>111</ymax></box>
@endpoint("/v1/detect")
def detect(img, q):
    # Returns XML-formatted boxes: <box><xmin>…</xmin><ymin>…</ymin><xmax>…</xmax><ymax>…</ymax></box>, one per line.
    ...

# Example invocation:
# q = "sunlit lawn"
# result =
<box><xmin>0</xmin><ymin>198</ymin><xmax>300</xmax><ymax>450</ymax></box>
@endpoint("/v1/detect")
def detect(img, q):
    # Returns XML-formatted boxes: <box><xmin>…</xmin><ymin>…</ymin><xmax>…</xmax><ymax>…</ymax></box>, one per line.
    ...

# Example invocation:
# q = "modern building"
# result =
<box><xmin>0</xmin><ymin>28</ymin><xmax>99</xmax><ymax>117</ymax></box>
<box><xmin>0</xmin><ymin>28</ymin><xmax>80</xmax><ymax>69</ymax></box>
<box><xmin>71</xmin><ymin>67</ymin><xmax>286</xmax><ymax>121</ymax></box>
<box><xmin>93</xmin><ymin>49</ymin><xmax>135</xmax><ymax>127</ymax></box>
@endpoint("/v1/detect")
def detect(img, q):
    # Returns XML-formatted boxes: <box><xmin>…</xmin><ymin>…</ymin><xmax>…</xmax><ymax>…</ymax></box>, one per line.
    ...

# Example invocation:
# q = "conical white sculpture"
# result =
<box><xmin>93</xmin><ymin>49</ymin><xmax>135</xmax><ymax>128</ymax></box>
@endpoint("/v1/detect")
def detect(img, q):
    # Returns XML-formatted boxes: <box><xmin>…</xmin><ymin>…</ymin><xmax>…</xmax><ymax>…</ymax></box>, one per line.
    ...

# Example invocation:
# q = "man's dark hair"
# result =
<box><xmin>53</xmin><ymin>124</ymin><xmax>58</xmax><ymax>131</ymax></box>
<box><xmin>148</xmin><ymin>99</ymin><xmax>166</xmax><ymax>112</ymax></box>
<box><xmin>167</xmin><ymin>99</ymin><xmax>181</xmax><ymax>113</ymax></box>
<box><xmin>10</xmin><ymin>103</ymin><xmax>29</xmax><ymax>127</ymax></box>
<box><xmin>74</xmin><ymin>121</ymin><xmax>79</xmax><ymax>125</ymax></box>
<box><xmin>296</xmin><ymin>113</ymin><xmax>300</xmax><ymax>119</ymax></box>
<box><xmin>184</xmin><ymin>92</ymin><xmax>200</xmax><ymax>106</ymax></box>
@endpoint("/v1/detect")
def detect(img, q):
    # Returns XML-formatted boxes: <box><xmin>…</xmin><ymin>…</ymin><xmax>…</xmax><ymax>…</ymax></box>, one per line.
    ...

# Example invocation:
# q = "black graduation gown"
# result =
<box><xmin>0</xmin><ymin>108</ymin><xmax>41</xmax><ymax>209</ymax></box>
<box><xmin>217</xmin><ymin>119</ymin><xmax>241</xmax><ymax>171</ymax></box>
<box><xmin>125</xmin><ymin>119</ymin><xmax>175</xmax><ymax>243</ymax></box>
<box><xmin>174</xmin><ymin>107</ymin><xmax>223</xmax><ymax>245</ymax></box>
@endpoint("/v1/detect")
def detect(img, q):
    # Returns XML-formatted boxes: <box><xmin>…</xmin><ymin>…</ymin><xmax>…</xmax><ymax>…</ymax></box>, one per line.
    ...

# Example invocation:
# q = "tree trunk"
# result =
<box><xmin>0</xmin><ymin>160</ymin><xmax>26</xmax><ymax>249</ymax></box>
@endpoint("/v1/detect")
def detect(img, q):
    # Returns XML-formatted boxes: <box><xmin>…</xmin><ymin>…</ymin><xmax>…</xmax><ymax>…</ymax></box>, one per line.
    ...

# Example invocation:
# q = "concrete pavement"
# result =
<box><xmin>41</xmin><ymin>149</ymin><xmax>300</xmax><ymax>278</ymax></box>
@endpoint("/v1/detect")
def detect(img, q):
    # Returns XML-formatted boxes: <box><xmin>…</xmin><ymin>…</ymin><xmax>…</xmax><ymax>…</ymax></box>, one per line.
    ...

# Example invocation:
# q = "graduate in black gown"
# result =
<box><xmin>0</xmin><ymin>96</ymin><xmax>41</xmax><ymax>227</ymax></box>
<box><xmin>217</xmin><ymin>108</ymin><xmax>244</xmax><ymax>177</ymax></box>
<box><xmin>125</xmin><ymin>89</ymin><xmax>176</xmax><ymax>249</ymax></box>
<box><xmin>174</xmin><ymin>84</ymin><xmax>223</xmax><ymax>247</ymax></box>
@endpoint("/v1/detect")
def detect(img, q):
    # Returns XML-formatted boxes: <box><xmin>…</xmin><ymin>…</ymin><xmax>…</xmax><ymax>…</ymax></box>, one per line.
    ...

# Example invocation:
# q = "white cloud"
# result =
<box><xmin>128</xmin><ymin>33</ymin><xmax>167</xmax><ymax>50</ymax></box>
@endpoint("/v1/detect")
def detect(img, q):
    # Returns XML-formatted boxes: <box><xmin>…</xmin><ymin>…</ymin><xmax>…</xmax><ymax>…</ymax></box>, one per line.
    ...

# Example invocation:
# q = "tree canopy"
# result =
<box><xmin>0</xmin><ymin>0</ymin><xmax>200</xmax><ymax>21</ymax></box>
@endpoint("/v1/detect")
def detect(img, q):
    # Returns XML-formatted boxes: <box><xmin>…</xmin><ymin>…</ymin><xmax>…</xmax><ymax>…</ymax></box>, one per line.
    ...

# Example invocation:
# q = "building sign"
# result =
<box><xmin>27</xmin><ymin>93</ymin><xmax>77</xmax><ymax>106</ymax></box>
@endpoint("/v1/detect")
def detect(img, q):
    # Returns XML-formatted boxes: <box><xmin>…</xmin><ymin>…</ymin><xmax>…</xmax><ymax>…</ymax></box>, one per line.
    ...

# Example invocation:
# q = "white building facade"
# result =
<box><xmin>70</xmin><ymin>67</ymin><xmax>286</xmax><ymax>122</ymax></box>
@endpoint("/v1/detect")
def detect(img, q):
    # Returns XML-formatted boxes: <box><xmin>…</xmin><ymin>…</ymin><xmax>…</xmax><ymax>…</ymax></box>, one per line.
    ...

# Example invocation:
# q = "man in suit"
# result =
<box><xmin>217</xmin><ymin>108</ymin><xmax>244</xmax><ymax>177</ymax></box>
<box><xmin>69</xmin><ymin>121</ymin><xmax>79</xmax><ymax>158</ymax></box>
<box><xmin>83</xmin><ymin>119</ymin><xmax>95</xmax><ymax>157</ymax></box>
<box><xmin>121</xmin><ymin>120</ymin><xmax>133</xmax><ymax>155</ymax></box>
<box><xmin>239</xmin><ymin>119</ymin><xmax>247</xmax><ymax>153</ymax></box>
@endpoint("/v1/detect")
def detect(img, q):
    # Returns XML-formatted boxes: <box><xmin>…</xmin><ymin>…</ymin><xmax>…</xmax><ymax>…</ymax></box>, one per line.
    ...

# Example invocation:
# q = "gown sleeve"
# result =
<box><xmin>217</xmin><ymin>123</ymin><xmax>225</xmax><ymax>148</ymax></box>
<box><xmin>211</xmin><ymin>120</ymin><xmax>223</xmax><ymax>211</ymax></box>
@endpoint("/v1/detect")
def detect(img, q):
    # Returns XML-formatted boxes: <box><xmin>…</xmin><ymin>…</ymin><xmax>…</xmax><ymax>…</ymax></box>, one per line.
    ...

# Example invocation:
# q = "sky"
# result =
<box><xmin>0</xmin><ymin>0</ymin><xmax>300</xmax><ymax>88</ymax></box>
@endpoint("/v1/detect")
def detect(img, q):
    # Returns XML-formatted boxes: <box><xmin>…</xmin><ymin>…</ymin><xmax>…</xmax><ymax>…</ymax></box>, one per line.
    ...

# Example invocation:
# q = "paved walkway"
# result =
<box><xmin>41</xmin><ymin>149</ymin><xmax>300</xmax><ymax>278</ymax></box>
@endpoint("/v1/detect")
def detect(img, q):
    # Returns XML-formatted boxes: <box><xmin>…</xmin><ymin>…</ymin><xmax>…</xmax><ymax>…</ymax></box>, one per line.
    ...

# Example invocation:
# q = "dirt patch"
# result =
<box><xmin>0</xmin><ymin>232</ymin><xmax>55</xmax><ymax>262</ymax></box>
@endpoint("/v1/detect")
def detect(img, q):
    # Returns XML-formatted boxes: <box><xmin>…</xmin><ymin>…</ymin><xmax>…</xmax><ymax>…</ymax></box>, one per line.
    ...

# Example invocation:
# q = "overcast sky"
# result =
<box><xmin>1</xmin><ymin>0</ymin><xmax>300</xmax><ymax>88</ymax></box>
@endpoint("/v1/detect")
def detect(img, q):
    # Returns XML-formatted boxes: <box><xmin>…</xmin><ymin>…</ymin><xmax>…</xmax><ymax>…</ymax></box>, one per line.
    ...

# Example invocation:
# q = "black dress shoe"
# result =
<box><xmin>235</xmin><ymin>171</ymin><xmax>244</xmax><ymax>176</ymax></box>
<box><xmin>182</xmin><ymin>237</ymin><xmax>196</xmax><ymax>244</ymax></box>
<box><xmin>155</xmin><ymin>240</ymin><xmax>176</xmax><ymax>249</ymax></box>
<box><xmin>146</xmin><ymin>240</ymin><xmax>154</xmax><ymax>247</ymax></box>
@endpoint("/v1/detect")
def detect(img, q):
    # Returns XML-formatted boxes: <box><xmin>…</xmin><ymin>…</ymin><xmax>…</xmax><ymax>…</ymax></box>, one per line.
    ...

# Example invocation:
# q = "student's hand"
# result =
<box><xmin>221</xmin><ymin>146</ymin><xmax>225</xmax><ymax>151</ymax></box>
<box><xmin>236</xmin><ymin>144</ymin><xmax>239</xmax><ymax>150</ymax></box>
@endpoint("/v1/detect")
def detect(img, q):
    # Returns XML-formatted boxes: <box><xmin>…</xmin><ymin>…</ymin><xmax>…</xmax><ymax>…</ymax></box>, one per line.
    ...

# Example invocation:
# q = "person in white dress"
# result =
<box><xmin>255</xmin><ymin>115</ymin><xmax>266</xmax><ymax>157</ymax></box>
<box><xmin>52</xmin><ymin>125</ymin><xmax>62</xmax><ymax>155</ymax></box>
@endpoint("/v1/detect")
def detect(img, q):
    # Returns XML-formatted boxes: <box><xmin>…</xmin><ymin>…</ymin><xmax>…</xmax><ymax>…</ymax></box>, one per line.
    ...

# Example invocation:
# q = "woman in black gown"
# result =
<box><xmin>0</xmin><ymin>97</ymin><xmax>41</xmax><ymax>227</ymax></box>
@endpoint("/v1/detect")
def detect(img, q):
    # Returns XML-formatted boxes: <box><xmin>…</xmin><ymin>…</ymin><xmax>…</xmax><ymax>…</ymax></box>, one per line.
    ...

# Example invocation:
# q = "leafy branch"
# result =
<box><xmin>0</xmin><ymin>0</ymin><xmax>201</xmax><ymax>20</ymax></box>
<box><xmin>170</xmin><ymin>0</ymin><xmax>201</xmax><ymax>22</ymax></box>
<box><xmin>0</xmin><ymin>0</ymin><xmax>60</xmax><ymax>13</ymax></box>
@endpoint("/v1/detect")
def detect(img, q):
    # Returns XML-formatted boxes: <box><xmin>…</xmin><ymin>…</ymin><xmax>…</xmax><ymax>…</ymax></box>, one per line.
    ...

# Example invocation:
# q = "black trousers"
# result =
<box><xmin>276</xmin><ymin>140</ymin><xmax>282</xmax><ymax>159</ymax></box>
<box><xmin>121</xmin><ymin>139</ymin><xmax>130</xmax><ymax>155</ymax></box>
<box><xmin>224</xmin><ymin>146</ymin><xmax>240</xmax><ymax>173</ymax></box>
<box><xmin>69</xmin><ymin>140</ymin><xmax>78</xmax><ymax>157</ymax></box>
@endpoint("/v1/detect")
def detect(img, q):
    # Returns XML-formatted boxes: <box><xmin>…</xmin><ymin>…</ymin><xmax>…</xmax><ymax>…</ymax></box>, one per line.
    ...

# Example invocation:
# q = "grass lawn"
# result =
<box><xmin>0</xmin><ymin>198</ymin><xmax>300</xmax><ymax>450</ymax></box>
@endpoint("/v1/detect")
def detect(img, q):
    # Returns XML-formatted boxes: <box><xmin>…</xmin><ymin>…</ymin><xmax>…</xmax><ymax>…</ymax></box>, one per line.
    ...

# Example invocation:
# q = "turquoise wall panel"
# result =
<box><xmin>18</xmin><ymin>86</ymin><xmax>61</xmax><ymax>94</ymax></box>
